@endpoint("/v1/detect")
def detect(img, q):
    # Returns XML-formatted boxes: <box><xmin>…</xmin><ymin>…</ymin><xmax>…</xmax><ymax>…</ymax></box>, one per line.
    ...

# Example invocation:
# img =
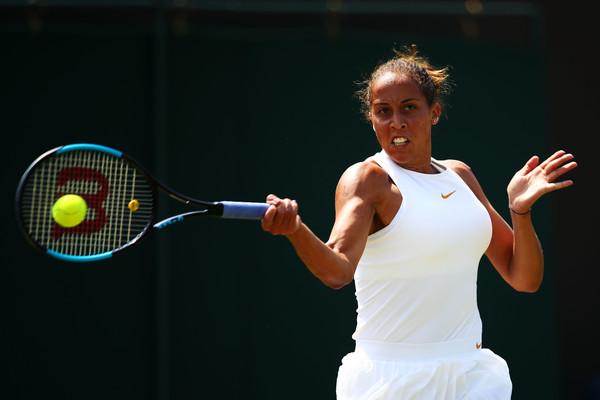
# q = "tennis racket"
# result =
<box><xmin>15</xmin><ymin>143</ymin><xmax>270</xmax><ymax>262</ymax></box>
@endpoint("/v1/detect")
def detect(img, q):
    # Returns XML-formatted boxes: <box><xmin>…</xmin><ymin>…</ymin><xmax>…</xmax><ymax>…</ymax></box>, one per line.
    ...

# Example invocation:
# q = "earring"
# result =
<box><xmin>432</xmin><ymin>117</ymin><xmax>439</xmax><ymax>124</ymax></box>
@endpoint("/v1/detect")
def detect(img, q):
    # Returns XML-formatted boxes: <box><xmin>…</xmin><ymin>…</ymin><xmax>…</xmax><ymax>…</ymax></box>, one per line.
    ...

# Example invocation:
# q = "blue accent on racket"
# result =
<box><xmin>47</xmin><ymin>249</ymin><xmax>114</xmax><ymax>262</ymax></box>
<box><xmin>155</xmin><ymin>215</ymin><xmax>185</xmax><ymax>229</ymax></box>
<box><xmin>58</xmin><ymin>143</ymin><xmax>123</xmax><ymax>157</ymax></box>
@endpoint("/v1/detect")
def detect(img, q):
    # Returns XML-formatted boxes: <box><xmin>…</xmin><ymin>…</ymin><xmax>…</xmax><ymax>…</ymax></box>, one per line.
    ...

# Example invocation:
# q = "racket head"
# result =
<box><xmin>15</xmin><ymin>144</ymin><xmax>158</xmax><ymax>261</ymax></box>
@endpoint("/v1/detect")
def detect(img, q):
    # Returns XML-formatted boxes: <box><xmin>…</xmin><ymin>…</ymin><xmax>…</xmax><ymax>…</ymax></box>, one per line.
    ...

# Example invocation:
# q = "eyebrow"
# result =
<box><xmin>372</xmin><ymin>98</ymin><xmax>420</xmax><ymax>106</ymax></box>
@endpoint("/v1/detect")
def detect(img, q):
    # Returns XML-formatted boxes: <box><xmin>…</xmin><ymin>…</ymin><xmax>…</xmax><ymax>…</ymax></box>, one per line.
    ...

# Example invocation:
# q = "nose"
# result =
<box><xmin>390</xmin><ymin>116</ymin><xmax>407</xmax><ymax>130</ymax></box>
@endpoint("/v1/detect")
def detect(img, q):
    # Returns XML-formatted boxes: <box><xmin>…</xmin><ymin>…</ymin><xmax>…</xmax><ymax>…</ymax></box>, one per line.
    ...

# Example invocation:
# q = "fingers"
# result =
<box><xmin>538</xmin><ymin>150</ymin><xmax>566</xmax><ymax>170</ymax></box>
<box><xmin>262</xmin><ymin>194</ymin><xmax>301</xmax><ymax>235</ymax></box>
<box><xmin>549</xmin><ymin>178</ymin><xmax>574</xmax><ymax>191</ymax></box>
<box><xmin>521</xmin><ymin>151</ymin><xmax>577</xmax><ymax>182</ymax></box>
<box><xmin>544</xmin><ymin>152</ymin><xmax>578</xmax><ymax>195</ymax></box>
<box><xmin>536</xmin><ymin>152</ymin><xmax>577</xmax><ymax>189</ymax></box>
<box><xmin>508</xmin><ymin>150</ymin><xmax>577</xmax><ymax>209</ymax></box>
<box><xmin>538</xmin><ymin>150</ymin><xmax>575</xmax><ymax>175</ymax></box>
<box><xmin>266</xmin><ymin>194</ymin><xmax>280</xmax><ymax>204</ymax></box>
<box><xmin>523</xmin><ymin>150</ymin><xmax>569</xmax><ymax>175</ymax></box>
<box><xmin>545</xmin><ymin>154</ymin><xmax>576</xmax><ymax>177</ymax></box>
<box><xmin>520</xmin><ymin>155</ymin><xmax>540</xmax><ymax>175</ymax></box>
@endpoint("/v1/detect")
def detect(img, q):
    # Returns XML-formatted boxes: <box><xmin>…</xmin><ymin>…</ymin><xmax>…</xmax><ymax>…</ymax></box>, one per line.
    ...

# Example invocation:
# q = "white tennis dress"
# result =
<box><xmin>336</xmin><ymin>151</ymin><xmax>512</xmax><ymax>400</ymax></box>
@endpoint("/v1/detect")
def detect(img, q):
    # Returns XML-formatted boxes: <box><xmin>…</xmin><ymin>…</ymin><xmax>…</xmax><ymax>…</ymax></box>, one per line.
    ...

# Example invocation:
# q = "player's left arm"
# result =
<box><xmin>445</xmin><ymin>151</ymin><xmax>576</xmax><ymax>293</ymax></box>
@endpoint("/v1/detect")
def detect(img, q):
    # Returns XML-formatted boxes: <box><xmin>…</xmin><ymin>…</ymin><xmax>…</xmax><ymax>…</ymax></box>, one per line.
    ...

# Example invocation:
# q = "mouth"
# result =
<box><xmin>392</xmin><ymin>137</ymin><xmax>408</xmax><ymax>147</ymax></box>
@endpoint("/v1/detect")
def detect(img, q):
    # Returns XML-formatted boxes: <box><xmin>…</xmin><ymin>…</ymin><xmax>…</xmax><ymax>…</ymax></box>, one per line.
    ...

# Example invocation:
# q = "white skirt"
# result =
<box><xmin>336</xmin><ymin>337</ymin><xmax>512</xmax><ymax>400</ymax></box>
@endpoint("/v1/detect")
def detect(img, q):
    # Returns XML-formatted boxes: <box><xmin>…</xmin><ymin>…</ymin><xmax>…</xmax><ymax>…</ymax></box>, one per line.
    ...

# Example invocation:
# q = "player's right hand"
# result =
<box><xmin>262</xmin><ymin>194</ymin><xmax>302</xmax><ymax>236</ymax></box>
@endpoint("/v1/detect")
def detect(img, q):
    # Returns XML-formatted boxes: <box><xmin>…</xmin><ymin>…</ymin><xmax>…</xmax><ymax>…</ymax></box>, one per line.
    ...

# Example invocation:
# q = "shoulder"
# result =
<box><xmin>341</xmin><ymin>160</ymin><xmax>389</xmax><ymax>182</ymax></box>
<box><xmin>438</xmin><ymin>159</ymin><xmax>477</xmax><ymax>182</ymax></box>
<box><xmin>439</xmin><ymin>159</ymin><xmax>472</xmax><ymax>176</ymax></box>
<box><xmin>336</xmin><ymin>160</ymin><xmax>391</xmax><ymax>202</ymax></box>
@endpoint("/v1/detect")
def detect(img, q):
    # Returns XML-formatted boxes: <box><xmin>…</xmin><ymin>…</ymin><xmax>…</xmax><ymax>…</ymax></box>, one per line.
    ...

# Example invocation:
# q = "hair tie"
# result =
<box><xmin>508</xmin><ymin>205</ymin><xmax>531</xmax><ymax>215</ymax></box>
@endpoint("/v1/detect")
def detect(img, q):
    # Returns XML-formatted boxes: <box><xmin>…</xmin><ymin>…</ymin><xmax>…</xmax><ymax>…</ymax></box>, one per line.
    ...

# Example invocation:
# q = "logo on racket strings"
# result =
<box><xmin>53</xmin><ymin>167</ymin><xmax>109</xmax><ymax>240</ymax></box>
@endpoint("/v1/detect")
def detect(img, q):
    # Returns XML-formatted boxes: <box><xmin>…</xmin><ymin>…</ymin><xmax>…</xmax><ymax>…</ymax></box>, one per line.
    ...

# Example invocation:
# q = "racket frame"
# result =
<box><xmin>15</xmin><ymin>143</ymin><xmax>268</xmax><ymax>262</ymax></box>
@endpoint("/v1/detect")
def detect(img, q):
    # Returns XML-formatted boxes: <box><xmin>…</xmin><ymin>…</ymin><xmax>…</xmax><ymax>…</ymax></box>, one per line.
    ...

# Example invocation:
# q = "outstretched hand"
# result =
<box><xmin>507</xmin><ymin>150</ymin><xmax>577</xmax><ymax>214</ymax></box>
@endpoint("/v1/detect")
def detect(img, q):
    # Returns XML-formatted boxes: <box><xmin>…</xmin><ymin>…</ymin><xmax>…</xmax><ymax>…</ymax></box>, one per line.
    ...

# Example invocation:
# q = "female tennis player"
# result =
<box><xmin>261</xmin><ymin>46</ymin><xmax>577</xmax><ymax>399</ymax></box>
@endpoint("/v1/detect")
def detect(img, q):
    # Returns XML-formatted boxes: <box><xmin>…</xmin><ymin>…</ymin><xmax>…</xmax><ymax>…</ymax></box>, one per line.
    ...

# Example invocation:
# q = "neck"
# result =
<box><xmin>400</xmin><ymin>160</ymin><xmax>438</xmax><ymax>174</ymax></box>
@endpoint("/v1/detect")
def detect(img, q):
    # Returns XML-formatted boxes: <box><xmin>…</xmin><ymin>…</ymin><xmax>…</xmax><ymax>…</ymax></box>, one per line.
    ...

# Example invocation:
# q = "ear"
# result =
<box><xmin>431</xmin><ymin>103</ymin><xmax>441</xmax><ymax>125</ymax></box>
<box><xmin>369</xmin><ymin>113</ymin><xmax>376</xmax><ymax>132</ymax></box>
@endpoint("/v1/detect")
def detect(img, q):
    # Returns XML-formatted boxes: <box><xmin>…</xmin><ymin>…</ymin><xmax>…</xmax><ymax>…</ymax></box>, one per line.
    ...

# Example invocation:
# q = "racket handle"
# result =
<box><xmin>220</xmin><ymin>201</ymin><xmax>270</xmax><ymax>220</ymax></box>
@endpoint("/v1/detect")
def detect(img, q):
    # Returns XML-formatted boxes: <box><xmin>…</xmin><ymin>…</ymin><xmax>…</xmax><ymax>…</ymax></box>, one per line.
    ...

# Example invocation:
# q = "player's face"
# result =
<box><xmin>369</xmin><ymin>72</ymin><xmax>440</xmax><ymax>173</ymax></box>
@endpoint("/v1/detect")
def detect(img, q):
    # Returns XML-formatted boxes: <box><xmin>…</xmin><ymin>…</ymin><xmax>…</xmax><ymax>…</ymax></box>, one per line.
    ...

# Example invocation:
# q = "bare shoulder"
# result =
<box><xmin>337</xmin><ymin>160</ymin><xmax>390</xmax><ymax>197</ymax></box>
<box><xmin>439</xmin><ymin>159</ymin><xmax>472</xmax><ymax>176</ymax></box>
<box><xmin>333</xmin><ymin>160</ymin><xmax>398</xmax><ymax>236</ymax></box>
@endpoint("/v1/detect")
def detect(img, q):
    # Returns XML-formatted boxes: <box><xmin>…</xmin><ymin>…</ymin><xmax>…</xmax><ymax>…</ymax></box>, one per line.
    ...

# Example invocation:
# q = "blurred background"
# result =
<box><xmin>1</xmin><ymin>1</ymin><xmax>597</xmax><ymax>399</ymax></box>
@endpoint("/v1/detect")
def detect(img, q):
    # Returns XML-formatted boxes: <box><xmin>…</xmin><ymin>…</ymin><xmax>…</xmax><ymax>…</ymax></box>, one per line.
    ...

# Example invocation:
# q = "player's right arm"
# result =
<box><xmin>262</xmin><ymin>161</ymin><xmax>391</xmax><ymax>289</ymax></box>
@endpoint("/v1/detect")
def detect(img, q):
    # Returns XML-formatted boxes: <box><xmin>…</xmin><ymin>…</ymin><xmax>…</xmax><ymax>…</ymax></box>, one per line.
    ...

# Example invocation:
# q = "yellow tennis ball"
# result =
<box><xmin>52</xmin><ymin>194</ymin><xmax>88</xmax><ymax>228</ymax></box>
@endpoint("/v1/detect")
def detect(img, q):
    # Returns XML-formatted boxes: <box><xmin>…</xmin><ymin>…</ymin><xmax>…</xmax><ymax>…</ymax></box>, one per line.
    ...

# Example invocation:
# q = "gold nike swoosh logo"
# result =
<box><xmin>476</xmin><ymin>342</ymin><xmax>482</xmax><ymax>349</ymax></box>
<box><xmin>441</xmin><ymin>190</ymin><xmax>456</xmax><ymax>199</ymax></box>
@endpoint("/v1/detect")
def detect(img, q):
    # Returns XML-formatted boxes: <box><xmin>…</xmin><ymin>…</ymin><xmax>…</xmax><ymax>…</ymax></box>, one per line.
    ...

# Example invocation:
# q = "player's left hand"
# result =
<box><xmin>507</xmin><ymin>150</ymin><xmax>577</xmax><ymax>214</ymax></box>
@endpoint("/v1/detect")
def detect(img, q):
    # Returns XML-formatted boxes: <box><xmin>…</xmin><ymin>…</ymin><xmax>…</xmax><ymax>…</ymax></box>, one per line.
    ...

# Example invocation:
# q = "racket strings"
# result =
<box><xmin>20</xmin><ymin>150</ymin><xmax>155</xmax><ymax>256</ymax></box>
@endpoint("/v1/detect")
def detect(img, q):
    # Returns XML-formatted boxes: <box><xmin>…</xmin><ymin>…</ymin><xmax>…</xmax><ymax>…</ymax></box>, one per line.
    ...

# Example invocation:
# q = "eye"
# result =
<box><xmin>376</xmin><ymin>107</ymin><xmax>390</xmax><ymax>115</ymax></box>
<box><xmin>403</xmin><ymin>104</ymin><xmax>417</xmax><ymax>112</ymax></box>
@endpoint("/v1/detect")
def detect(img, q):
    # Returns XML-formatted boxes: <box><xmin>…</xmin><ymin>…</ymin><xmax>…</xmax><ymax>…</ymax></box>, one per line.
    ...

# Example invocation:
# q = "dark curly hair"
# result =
<box><xmin>355</xmin><ymin>45</ymin><xmax>453</xmax><ymax>121</ymax></box>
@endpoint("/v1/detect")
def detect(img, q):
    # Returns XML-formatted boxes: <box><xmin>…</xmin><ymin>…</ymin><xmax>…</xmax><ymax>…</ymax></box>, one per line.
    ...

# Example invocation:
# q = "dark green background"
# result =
<box><xmin>1</xmin><ymin>2</ymin><xmax>597</xmax><ymax>400</ymax></box>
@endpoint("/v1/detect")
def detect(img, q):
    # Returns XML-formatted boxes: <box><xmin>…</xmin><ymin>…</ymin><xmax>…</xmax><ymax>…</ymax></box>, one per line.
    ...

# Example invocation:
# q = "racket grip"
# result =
<box><xmin>220</xmin><ymin>201</ymin><xmax>270</xmax><ymax>220</ymax></box>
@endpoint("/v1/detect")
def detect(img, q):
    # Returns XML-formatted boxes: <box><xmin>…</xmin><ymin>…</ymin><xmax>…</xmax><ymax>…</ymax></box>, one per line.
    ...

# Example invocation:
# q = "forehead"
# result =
<box><xmin>371</xmin><ymin>72</ymin><xmax>424</xmax><ymax>101</ymax></box>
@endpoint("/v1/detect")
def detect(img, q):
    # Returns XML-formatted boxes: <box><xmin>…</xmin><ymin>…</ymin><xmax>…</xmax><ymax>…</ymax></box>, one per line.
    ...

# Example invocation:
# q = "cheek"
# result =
<box><xmin>412</xmin><ymin>113</ymin><xmax>433</xmax><ymax>129</ymax></box>
<box><xmin>370</xmin><ymin>117</ymin><xmax>383</xmax><ymax>130</ymax></box>
<box><xmin>374</xmin><ymin>129</ymin><xmax>388</xmax><ymax>144</ymax></box>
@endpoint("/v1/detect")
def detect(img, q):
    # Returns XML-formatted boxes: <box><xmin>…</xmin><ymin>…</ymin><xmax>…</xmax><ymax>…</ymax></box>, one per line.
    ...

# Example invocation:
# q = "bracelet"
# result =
<box><xmin>509</xmin><ymin>206</ymin><xmax>531</xmax><ymax>215</ymax></box>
